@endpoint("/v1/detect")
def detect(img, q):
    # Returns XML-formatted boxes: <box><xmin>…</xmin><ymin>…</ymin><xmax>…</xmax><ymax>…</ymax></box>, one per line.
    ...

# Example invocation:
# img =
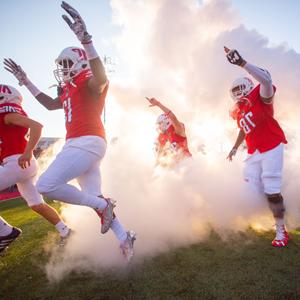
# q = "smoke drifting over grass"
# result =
<box><xmin>45</xmin><ymin>0</ymin><xmax>300</xmax><ymax>281</ymax></box>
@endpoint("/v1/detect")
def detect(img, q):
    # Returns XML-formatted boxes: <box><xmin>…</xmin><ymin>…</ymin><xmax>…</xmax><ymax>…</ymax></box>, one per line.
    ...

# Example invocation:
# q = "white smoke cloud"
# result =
<box><xmin>45</xmin><ymin>0</ymin><xmax>300</xmax><ymax>281</ymax></box>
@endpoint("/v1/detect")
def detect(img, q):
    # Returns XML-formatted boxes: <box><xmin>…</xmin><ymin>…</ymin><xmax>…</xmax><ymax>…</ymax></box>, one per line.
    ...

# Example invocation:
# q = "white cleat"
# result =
<box><xmin>120</xmin><ymin>230</ymin><xmax>136</xmax><ymax>262</ymax></box>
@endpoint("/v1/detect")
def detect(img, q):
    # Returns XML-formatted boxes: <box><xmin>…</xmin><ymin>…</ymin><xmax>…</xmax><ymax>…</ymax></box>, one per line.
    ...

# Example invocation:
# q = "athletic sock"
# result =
<box><xmin>55</xmin><ymin>221</ymin><xmax>70</xmax><ymax>237</ymax></box>
<box><xmin>110</xmin><ymin>217</ymin><xmax>127</xmax><ymax>242</ymax></box>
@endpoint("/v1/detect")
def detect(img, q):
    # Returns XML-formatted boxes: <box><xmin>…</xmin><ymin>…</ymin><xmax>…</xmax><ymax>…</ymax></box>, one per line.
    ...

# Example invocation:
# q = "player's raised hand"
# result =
<box><xmin>3</xmin><ymin>58</ymin><xmax>28</xmax><ymax>86</ymax></box>
<box><xmin>61</xmin><ymin>1</ymin><xmax>92</xmax><ymax>44</ymax></box>
<box><xmin>224</xmin><ymin>46</ymin><xmax>245</xmax><ymax>66</ymax></box>
<box><xmin>146</xmin><ymin>97</ymin><xmax>160</xmax><ymax>107</ymax></box>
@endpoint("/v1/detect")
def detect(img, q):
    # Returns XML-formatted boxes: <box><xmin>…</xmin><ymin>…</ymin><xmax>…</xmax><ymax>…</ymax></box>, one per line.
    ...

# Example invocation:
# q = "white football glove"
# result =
<box><xmin>3</xmin><ymin>58</ymin><xmax>28</xmax><ymax>86</ymax></box>
<box><xmin>61</xmin><ymin>1</ymin><xmax>92</xmax><ymax>44</ymax></box>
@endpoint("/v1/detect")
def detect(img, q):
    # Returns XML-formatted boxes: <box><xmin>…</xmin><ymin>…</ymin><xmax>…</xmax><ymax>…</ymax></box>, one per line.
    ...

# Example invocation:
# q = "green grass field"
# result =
<box><xmin>1</xmin><ymin>198</ymin><xmax>300</xmax><ymax>300</ymax></box>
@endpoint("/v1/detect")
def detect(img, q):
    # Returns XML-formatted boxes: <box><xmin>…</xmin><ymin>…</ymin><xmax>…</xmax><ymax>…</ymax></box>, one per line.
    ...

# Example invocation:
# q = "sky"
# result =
<box><xmin>0</xmin><ymin>0</ymin><xmax>299</xmax><ymax>137</ymax></box>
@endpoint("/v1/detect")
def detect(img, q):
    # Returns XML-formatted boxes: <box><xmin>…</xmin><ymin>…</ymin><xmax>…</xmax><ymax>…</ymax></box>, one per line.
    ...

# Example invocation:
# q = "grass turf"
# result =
<box><xmin>1</xmin><ymin>198</ymin><xmax>300</xmax><ymax>300</ymax></box>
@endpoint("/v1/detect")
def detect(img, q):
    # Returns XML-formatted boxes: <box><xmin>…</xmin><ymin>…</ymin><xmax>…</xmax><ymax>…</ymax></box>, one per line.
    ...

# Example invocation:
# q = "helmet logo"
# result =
<box><xmin>0</xmin><ymin>85</ymin><xmax>12</xmax><ymax>94</ymax></box>
<box><xmin>72</xmin><ymin>48</ymin><xmax>87</xmax><ymax>60</ymax></box>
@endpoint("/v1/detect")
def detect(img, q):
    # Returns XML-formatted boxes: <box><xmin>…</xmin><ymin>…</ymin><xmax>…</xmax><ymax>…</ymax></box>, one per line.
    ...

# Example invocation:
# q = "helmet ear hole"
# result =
<box><xmin>0</xmin><ymin>96</ymin><xmax>4</xmax><ymax>100</ymax></box>
<box><xmin>54</xmin><ymin>47</ymin><xmax>88</xmax><ymax>84</ymax></box>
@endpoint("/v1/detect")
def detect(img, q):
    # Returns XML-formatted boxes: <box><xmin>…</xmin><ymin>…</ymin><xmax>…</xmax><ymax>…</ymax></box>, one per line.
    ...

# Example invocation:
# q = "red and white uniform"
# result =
<box><xmin>236</xmin><ymin>85</ymin><xmax>287</xmax><ymax>194</ymax></box>
<box><xmin>0</xmin><ymin>103</ymin><xmax>43</xmax><ymax>207</ymax></box>
<box><xmin>0</xmin><ymin>103</ymin><xmax>28</xmax><ymax>161</ymax></box>
<box><xmin>37</xmin><ymin>70</ymin><xmax>109</xmax><ymax>206</ymax></box>
<box><xmin>236</xmin><ymin>85</ymin><xmax>287</xmax><ymax>154</ymax></box>
<box><xmin>158</xmin><ymin>125</ymin><xmax>191</xmax><ymax>157</ymax></box>
<box><xmin>59</xmin><ymin>70</ymin><xmax>107</xmax><ymax>141</ymax></box>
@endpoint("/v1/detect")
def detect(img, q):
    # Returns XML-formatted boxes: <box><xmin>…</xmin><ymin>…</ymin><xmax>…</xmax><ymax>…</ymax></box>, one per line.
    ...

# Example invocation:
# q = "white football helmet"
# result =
<box><xmin>0</xmin><ymin>84</ymin><xmax>22</xmax><ymax>105</ymax></box>
<box><xmin>53</xmin><ymin>47</ymin><xmax>89</xmax><ymax>84</ymax></box>
<box><xmin>230</xmin><ymin>77</ymin><xmax>254</xmax><ymax>102</ymax></box>
<box><xmin>156</xmin><ymin>113</ymin><xmax>171</xmax><ymax>133</ymax></box>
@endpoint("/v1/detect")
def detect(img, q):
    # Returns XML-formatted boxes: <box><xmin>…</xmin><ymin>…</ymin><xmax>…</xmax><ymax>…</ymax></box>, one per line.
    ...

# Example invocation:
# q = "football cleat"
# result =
<box><xmin>95</xmin><ymin>197</ymin><xmax>116</xmax><ymax>234</ymax></box>
<box><xmin>120</xmin><ymin>230</ymin><xmax>136</xmax><ymax>262</ymax></box>
<box><xmin>272</xmin><ymin>225</ymin><xmax>289</xmax><ymax>247</ymax></box>
<box><xmin>0</xmin><ymin>227</ymin><xmax>22</xmax><ymax>255</ymax></box>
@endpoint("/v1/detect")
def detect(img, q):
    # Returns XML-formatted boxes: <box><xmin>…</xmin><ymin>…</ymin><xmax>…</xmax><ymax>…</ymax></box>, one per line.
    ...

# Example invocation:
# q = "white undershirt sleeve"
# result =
<box><xmin>243</xmin><ymin>62</ymin><xmax>274</xmax><ymax>98</ymax></box>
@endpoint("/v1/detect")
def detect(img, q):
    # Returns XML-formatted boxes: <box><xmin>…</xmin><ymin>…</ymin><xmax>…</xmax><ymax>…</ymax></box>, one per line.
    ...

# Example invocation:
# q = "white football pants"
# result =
<box><xmin>0</xmin><ymin>155</ymin><xmax>44</xmax><ymax>207</ymax></box>
<box><xmin>37</xmin><ymin>137</ymin><xmax>127</xmax><ymax>241</ymax></box>
<box><xmin>243</xmin><ymin>143</ymin><xmax>284</xmax><ymax>194</ymax></box>
<box><xmin>37</xmin><ymin>139</ymin><xmax>108</xmax><ymax>211</ymax></box>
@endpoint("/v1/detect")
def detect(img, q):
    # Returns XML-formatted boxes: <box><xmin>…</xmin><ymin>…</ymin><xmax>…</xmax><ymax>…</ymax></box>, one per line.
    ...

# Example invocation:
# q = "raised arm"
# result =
<box><xmin>3</xmin><ymin>58</ymin><xmax>62</xmax><ymax>110</ymax></box>
<box><xmin>60</xmin><ymin>1</ymin><xmax>107</xmax><ymax>96</ymax></box>
<box><xmin>146</xmin><ymin>97</ymin><xmax>185</xmax><ymax>136</ymax></box>
<box><xmin>4</xmin><ymin>113</ymin><xmax>43</xmax><ymax>169</ymax></box>
<box><xmin>224</xmin><ymin>46</ymin><xmax>274</xmax><ymax>103</ymax></box>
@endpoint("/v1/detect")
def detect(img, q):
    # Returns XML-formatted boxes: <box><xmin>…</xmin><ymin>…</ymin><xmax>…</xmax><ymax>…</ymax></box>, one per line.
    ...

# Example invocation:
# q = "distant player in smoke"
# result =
<box><xmin>4</xmin><ymin>2</ymin><xmax>135</xmax><ymax>261</ymax></box>
<box><xmin>146</xmin><ymin>97</ymin><xmax>191</xmax><ymax>167</ymax></box>
<box><xmin>225</xmin><ymin>46</ymin><xmax>289</xmax><ymax>247</ymax></box>
<box><xmin>0</xmin><ymin>84</ymin><xmax>71</xmax><ymax>247</ymax></box>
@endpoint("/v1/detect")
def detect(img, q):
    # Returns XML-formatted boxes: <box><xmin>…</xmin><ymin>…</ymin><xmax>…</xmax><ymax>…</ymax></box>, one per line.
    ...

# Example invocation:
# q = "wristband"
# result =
<box><xmin>24</xmin><ymin>80</ymin><xmax>41</xmax><ymax>97</ymax></box>
<box><xmin>82</xmin><ymin>41</ymin><xmax>99</xmax><ymax>60</ymax></box>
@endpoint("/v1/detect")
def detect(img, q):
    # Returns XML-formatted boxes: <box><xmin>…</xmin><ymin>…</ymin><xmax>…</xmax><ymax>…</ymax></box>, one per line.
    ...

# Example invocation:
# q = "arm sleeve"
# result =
<box><xmin>243</xmin><ymin>62</ymin><xmax>274</xmax><ymax>98</ymax></box>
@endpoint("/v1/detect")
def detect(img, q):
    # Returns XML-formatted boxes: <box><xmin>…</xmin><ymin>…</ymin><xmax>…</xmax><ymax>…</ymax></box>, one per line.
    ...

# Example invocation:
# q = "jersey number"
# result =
<box><xmin>239</xmin><ymin>112</ymin><xmax>255</xmax><ymax>134</ymax></box>
<box><xmin>63</xmin><ymin>98</ymin><xmax>72</xmax><ymax>123</ymax></box>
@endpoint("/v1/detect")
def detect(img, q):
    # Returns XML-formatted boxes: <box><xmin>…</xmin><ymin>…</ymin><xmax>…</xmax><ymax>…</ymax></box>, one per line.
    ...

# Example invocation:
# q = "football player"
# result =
<box><xmin>0</xmin><ymin>216</ymin><xmax>21</xmax><ymax>255</ymax></box>
<box><xmin>0</xmin><ymin>84</ymin><xmax>71</xmax><ymax>245</ymax></box>
<box><xmin>146</xmin><ymin>97</ymin><xmax>191</xmax><ymax>167</ymax></box>
<box><xmin>4</xmin><ymin>2</ymin><xmax>135</xmax><ymax>261</ymax></box>
<box><xmin>224</xmin><ymin>46</ymin><xmax>288</xmax><ymax>247</ymax></box>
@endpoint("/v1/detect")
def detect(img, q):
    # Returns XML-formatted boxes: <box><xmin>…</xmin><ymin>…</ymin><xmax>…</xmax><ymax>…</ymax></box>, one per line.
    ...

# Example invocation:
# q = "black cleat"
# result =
<box><xmin>0</xmin><ymin>227</ymin><xmax>22</xmax><ymax>255</ymax></box>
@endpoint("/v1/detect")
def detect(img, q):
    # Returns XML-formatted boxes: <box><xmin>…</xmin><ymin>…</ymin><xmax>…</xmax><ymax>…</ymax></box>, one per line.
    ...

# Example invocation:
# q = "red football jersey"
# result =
<box><xmin>236</xmin><ymin>84</ymin><xmax>287</xmax><ymax>154</ymax></box>
<box><xmin>158</xmin><ymin>125</ymin><xmax>192</xmax><ymax>157</ymax></box>
<box><xmin>0</xmin><ymin>103</ymin><xmax>28</xmax><ymax>161</ymax></box>
<box><xmin>60</xmin><ymin>70</ymin><xmax>108</xmax><ymax>140</ymax></box>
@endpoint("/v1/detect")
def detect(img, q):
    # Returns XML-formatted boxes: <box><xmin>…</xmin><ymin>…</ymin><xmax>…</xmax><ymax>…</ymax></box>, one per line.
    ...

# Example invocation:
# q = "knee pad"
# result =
<box><xmin>266</xmin><ymin>193</ymin><xmax>283</xmax><ymax>203</ymax></box>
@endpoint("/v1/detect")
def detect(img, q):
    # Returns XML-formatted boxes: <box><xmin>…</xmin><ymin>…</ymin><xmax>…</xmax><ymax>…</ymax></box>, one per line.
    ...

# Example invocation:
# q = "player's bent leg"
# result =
<box><xmin>0</xmin><ymin>156</ymin><xmax>25</xmax><ymax>191</ymax></box>
<box><xmin>17</xmin><ymin>176</ymin><xmax>71</xmax><ymax>238</ymax></box>
<box><xmin>77</xmin><ymin>167</ymin><xmax>115</xmax><ymax>234</ymax></box>
<box><xmin>36</xmin><ymin>147</ymin><xmax>111</xmax><ymax>219</ymax></box>
<box><xmin>266</xmin><ymin>193</ymin><xmax>288</xmax><ymax>247</ymax></box>
<box><xmin>30</xmin><ymin>203</ymin><xmax>70</xmax><ymax>238</ymax></box>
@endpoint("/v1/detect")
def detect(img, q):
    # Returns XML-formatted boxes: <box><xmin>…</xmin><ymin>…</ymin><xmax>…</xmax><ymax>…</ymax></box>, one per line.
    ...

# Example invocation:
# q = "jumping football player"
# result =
<box><xmin>146</xmin><ymin>97</ymin><xmax>191</xmax><ymax>167</ymax></box>
<box><xmin>0</xmin><ymin>84</ymin><xmax>71</xmax><ymax>244</ymax></box>
<box><xmin>225</xmin><ymin>46</ymin><xmax>288</xmax><ymax>247</ymax></box>
<box><xmin>4</xmin><ymin>2</ymin><xmax>135</xmax><ymax>261</ymax></box>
